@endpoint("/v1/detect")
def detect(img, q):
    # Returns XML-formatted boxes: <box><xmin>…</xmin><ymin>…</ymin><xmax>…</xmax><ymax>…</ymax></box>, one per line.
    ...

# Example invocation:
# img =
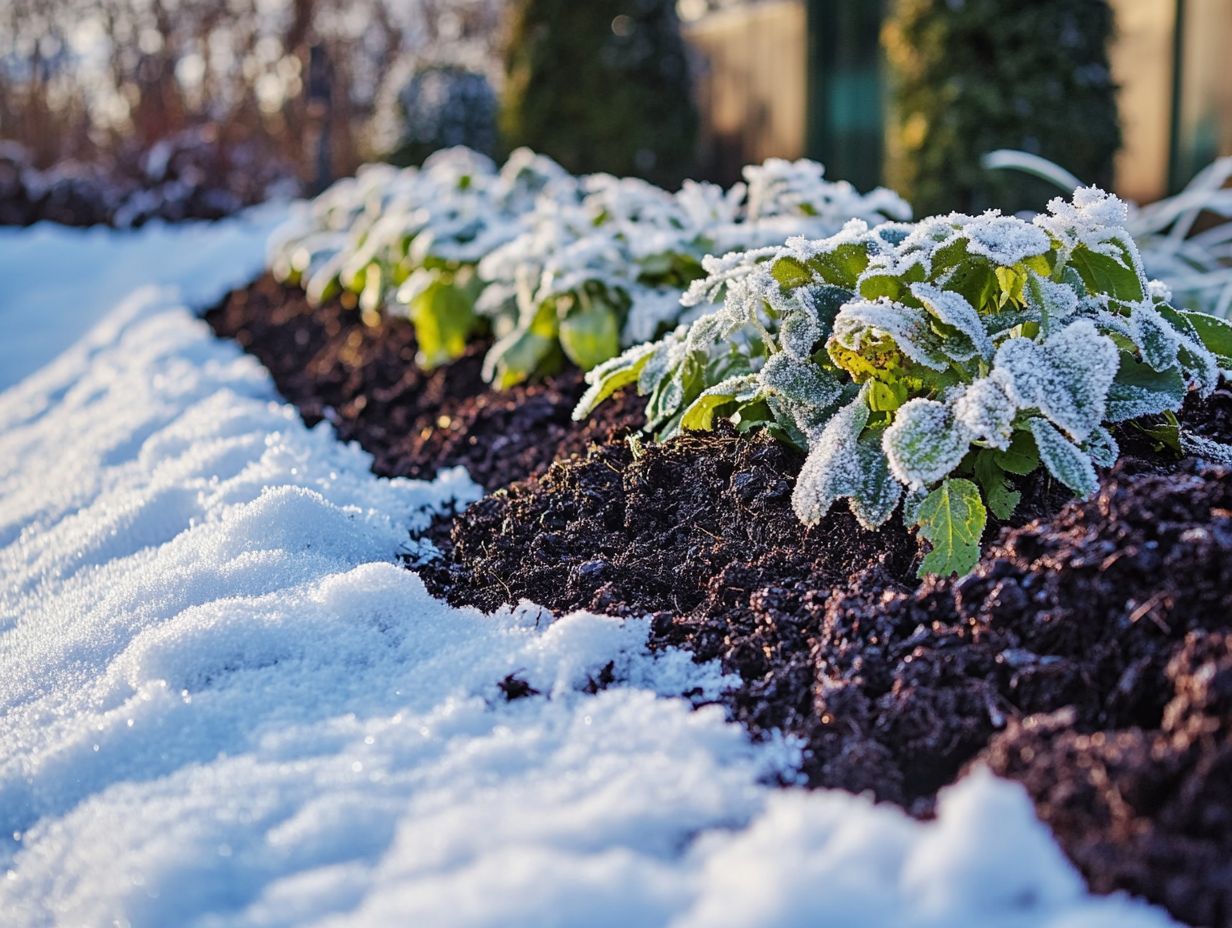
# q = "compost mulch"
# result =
<box><xmin>205</xmin><ymin>275</ymin><xmax>646</xmax><ymax>490</ymax></box>
<box><xmin>210</xmin><ymin>275</ymin><xmax>1232</xmax><ymax>927</ymax></box>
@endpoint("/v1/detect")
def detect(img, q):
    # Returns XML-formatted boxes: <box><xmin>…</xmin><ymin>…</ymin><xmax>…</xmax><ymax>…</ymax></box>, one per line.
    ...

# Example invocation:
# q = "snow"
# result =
<box><xmin>0</xmin><ymin>204</ymin><xmax>288</xmax><ymax>391</ymax></box>
<box><xmin>0</xmin><ymin>223</ymin><xmax>1180</xmax><ymax>926</ymax></box>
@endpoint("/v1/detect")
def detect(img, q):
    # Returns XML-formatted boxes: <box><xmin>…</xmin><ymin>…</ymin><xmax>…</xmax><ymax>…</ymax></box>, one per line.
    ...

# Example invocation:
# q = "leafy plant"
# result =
<box><xmin>270</xmin><ymin>147</ymin><xmax>910</xmax><ymax>384</ymax></box>
<box><xmin>576</xmin><ymin>188</ymin><xmax>1232</xmax><ymax>576</ymax></box>
<box><xmin>985</xmin><ymin>150</ymin><xmax>1232</xmax><ymax>319</ymax></box>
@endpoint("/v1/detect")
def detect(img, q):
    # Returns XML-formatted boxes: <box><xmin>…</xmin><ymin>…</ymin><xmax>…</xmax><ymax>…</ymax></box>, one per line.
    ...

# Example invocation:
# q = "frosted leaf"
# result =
<box><xmin>1104</xmin><ymin>356</ymin><xmax>1187</xmax><ymax>421</ymax></box>
<box><xmin>760</xmin><ymin>352</ymin><xmax>844</xmax><ymax>411</ymax></box>
<box><xmin>883</xmin><ymin>398</ymin><xmax>972</xmax><ymax>489</ymax></box>
<box><xmin>910</xmin><ymin>282</ymin><xmax>993</xmax><ymax>361</ymax></box>
<box><xmin>779</xmin><ymin>284</ymin><xmax>848</xmax><ymax>359</ymax></box>
<box><xmin>951</xmin><ymin>377</ymin><xmax>1017</xmax><ymax>451</ymax></box>
<box><xmin>637</xmin><ymin>328</ymin><xmax>689</xmax><ymax>396</ymax></box>
<box><xmin>829</xmin><ymin>299</ymin><xmax>950</xmax><ymax>372</ymax></box>
<box><xmin>779</xmin><ymin>307</ymin><xmax>822</xmax><ymax>360</ymax></box>
<box><xmin>622</xmin><ymin>288</ymin><xmax>687</xmax><ymax>346</ymax></box>
<box><xmin>964</xmin><ymin>213</ymin><xmax>1051</xmax><ymax>266</ymax></box>
<box><xmin>681</xmin><ymin>246</ymin><xmax>779</xmax><ymax>307</ymax></box>
<box><xmin>848</xmin><ymin>430</ymin><xmax>904</xmax><ymax>529</ymax></box>
<box><xmin>1028</xmin><ymin>417</ymin><xmax>1099</xmax><ymax>498</ymax></box>
<box><xmin>680</xmin><ymin>374</ymin><xmax>764</xmax><ymax>432</ymax></box>
<box><xmin>1128</xmin><ymin>303</ymin><xmax>1181</xmax><ymax>372</ymax></box>
<box><xmin>1180</xmin><ymin>430</ymin><xmax>1232</xmax><ymax>466</ymax></box>
<box><xmin>990</xmin><ymin>319</ymin><xmax>1118</xmax><ymax>442</ymax></box>
<box><xmin>1083</xmin><ymin>425</ymin><xmax>1120</xmax><ymax>468</ymax></box>
<box><xmin>1027</xmin><ymin>272</ymin><xmax>1079</xmax><ymax>336</ymax></box>
<box><xmin>791</xmin><ymin>389</ymin><xmax>872</xmax><ymax>524</ymax></box>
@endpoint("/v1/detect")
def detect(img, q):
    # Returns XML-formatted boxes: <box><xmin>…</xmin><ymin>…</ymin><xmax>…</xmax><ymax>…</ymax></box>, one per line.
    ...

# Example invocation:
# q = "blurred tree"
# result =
<box><xmin>501</xmin><ymin>0</ymin><xmax>698</xmax><ymax>187</ymax></box>
<box><xmin>884</xmin><ymin>0</ymin><xmax>1121</xmax><ymax>214</ymax></box>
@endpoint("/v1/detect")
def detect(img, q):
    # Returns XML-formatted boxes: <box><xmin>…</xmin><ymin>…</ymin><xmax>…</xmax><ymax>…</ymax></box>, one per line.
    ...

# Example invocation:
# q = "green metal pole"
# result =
<box><xmin>805</xmin><ymin>0</ymin><xmax>887</xmax><ymax>190</ymax></box>
<box><xmin>1167</xmin><ymin>0</ymin><xmax>1187</xmax><ymax>193</ymax></box>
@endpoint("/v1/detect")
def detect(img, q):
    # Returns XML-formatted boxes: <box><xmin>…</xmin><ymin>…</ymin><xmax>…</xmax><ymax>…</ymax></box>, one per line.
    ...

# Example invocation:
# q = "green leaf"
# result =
<box><xmin>941</xmin><ymin>257</ymin><xmax>998</xmax><ymax>312</ymax></box>
<box><xmin>805</xmin><ymin>242</ymin><xmax>871</xmax><ymax>289</ymax></box>
<box><xmin>1181</xmin><ymin>310</ymin><xmax>1232</xmax><ymax>367</ymax></box>
<box><xmin>859</xmin><ymin>260</ymin><xmax>926</xmax><ymax>302</ymax></box>
<box><xmin>409</xmin><ymin>279</ymin><xmax>478</xmax><ymax>369</ymax></box>
<box><xmin>973</xmin><ymin>451</ymin><xmax>1021</xmax><ymax>521</ymax></box>
<box><xmin>680</xmin><ymin>374</ymin><xmax>763</xmax><ymax>432</ymax></box>
<box><xmin>1068</xmin><ymin>241</ymin><xmax>1145</xmax><ymax>303</ymax></box>
<box><xmin>992</xmin><ymin>430</ymin><xmax>1040</xmax><ymax>475</ymax></box>
<box><xmin>572</xmin><ymin>342</ymin><xmax>658</xmax><ymax>421</ymax></box>
<box><xmin>559</xmin><ymin>304</ymin><xmax>620</xmax><ymax>371</ymax></box>
<box><xmin>771</xmin><ymin>256</ymin><xmax>814</xmax><ymax>290</ymax></box>
<box><xmin>1028</xmin><ymin>417</ymin><xmax>1098</xmax><ymax>497</ymax></box>
<box><xmin>1104</xmin><ymin>353</ymin><xmax>1187</xmax><ymax>421</ymax></box>
<box><xmin>915</xmin><ymin>478</ymin><xmax>987</xmax><ymax>577</ymax></box>
<box><xmin>483</xmin><ymin>328</ymin><xmax>558</xmax><ymax>388</ymax></box>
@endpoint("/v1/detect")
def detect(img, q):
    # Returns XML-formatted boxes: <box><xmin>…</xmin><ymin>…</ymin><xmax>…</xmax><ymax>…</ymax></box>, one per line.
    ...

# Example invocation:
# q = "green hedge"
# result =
<box><xmin>885</xmin><ymin>0</ymin><xmax>1121</xmax><ymax>214</ymax></box>
<box><xmin>500</xmin><ymin>0</ymin><xmax>698</xmax><ymax>188</ymax></box>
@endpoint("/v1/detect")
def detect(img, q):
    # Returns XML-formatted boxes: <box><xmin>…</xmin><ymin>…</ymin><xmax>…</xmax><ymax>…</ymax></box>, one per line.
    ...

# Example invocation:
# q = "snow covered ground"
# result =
<box><xmin>0</xmin><ymin>219</ymin><xmax>1178</xmax><ymax>926</ymax></box>
<box><xmin>0</xmin><ymin>206</ymin><xmax>287</xmax><ymax>391</ymax></box>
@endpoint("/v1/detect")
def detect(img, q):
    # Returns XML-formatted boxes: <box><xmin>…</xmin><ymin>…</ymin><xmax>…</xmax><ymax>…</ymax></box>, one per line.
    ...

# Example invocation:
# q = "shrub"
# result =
<box><xmin>371</xmin><ymin>61</ymin><xmax>499</xmax><ymax>168</ymax></box>
<box><xmin>500</xmin><ymin>0</ymin><xmax>698</xmax><ymax>188</ymax></box>
<box><xmin>884</xmin><ymin>0</ymin><xmax>1120</xmax><ymax>215</ymax></box>
<box><xmin>575</xmin><ymin>188</ymin><xmax>1232</xmax><ymax>575</ymax></box>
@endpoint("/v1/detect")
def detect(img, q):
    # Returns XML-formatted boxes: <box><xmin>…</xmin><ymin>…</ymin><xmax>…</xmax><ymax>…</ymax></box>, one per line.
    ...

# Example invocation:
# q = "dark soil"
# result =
<box><xmin>423</xmin><ymin>413</ymin><xmax>1232</xmax><ymax>926</ymax></box>
<box><xmin>204</xmin><ymin>274</ymin><xmax>645</xmax><ymax>490</ymax></box>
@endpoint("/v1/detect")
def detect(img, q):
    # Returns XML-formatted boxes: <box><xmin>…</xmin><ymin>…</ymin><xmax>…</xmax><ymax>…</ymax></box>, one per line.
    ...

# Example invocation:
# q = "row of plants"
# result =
<box><xmin>268</xmin><ymin>146</ymin><xmax>910</xmax><ymax>385</ymax></box>
<box><xmin>269</xmin><ymin>147</ymin><xmax>1232</xmax><ymax>577</ymax></box>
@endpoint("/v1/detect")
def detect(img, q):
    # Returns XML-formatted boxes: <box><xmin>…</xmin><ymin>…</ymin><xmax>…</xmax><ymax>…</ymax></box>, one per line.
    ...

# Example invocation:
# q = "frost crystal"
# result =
<box><xmin>964</xmin><ymin>213</ymin><xmax>1051</xmax><ymax>266</ymax></box>
<box><xmin>951</xmin><ymin>378</ymin><xmax>1016</xmax><ymax>450</ymax></box>
<box><xmin>911</xmin><ymin>283</ymin><xmax>994</xmax><ymax>361</ymax></box>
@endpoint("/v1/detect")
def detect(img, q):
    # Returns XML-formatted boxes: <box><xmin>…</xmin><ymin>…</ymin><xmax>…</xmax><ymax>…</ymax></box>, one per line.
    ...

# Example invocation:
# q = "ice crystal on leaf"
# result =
<box><xmin>578</xmin><ymin>188</ymin><xmax>1232</xmax><ymax>575</ymax></box>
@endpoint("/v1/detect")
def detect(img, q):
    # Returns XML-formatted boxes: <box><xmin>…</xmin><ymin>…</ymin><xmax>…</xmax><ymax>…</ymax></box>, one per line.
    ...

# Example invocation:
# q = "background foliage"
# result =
<box><xmin>501</xmin><ymin>0</ymin><xmax>699</xmax><ymax>188</ymax></box>
<box><xmin>884</xmin><ymin>0</ymin><xmax>1121</xmax><ymax>215</ymax></box>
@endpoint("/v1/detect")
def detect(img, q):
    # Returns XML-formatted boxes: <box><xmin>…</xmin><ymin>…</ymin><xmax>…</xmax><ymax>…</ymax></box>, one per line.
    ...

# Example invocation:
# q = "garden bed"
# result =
<box><xmin>208</xmin><ymin>272</ymin><xmax>1232</xmax><ymax>927</ymax></box>
<box><xmin>205</xmin><ymin>274</ymin><xmax>646</xmax><ymax>490</ymax></box>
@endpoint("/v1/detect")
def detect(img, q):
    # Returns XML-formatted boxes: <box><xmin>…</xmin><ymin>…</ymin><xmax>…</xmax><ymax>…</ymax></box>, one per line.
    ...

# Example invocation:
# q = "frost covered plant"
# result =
<box><xmin>576</xmin><ymin>188</ymin><xmax>1232</xmax><ymax>576</ymax></box>
<box><xmin>476</xmin><ymin>161</ymin><xmax>910</xmax><ymax>387</ymax></box>
<box><xmin>268</xmin><ymin>147</ymin><xmax>569</xmax><ymax>368</ymax></box>
<box><xmin>985</xmin><ymin>150</ymin><xmax>1232</xmax><ymax>318</ymax></box>
<box><xmin>270</xmin><ymin>146</ymin><xmax>909</xmax><ymax>384</ymax></box>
